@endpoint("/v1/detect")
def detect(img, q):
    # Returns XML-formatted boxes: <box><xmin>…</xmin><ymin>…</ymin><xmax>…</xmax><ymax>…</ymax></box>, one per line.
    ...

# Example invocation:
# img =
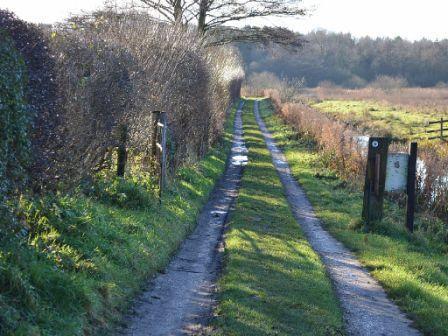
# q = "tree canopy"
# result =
<box><xmin>137</xmin><ymin>0</ymin><xmax>306</xmax><ymax>46</ymax></box>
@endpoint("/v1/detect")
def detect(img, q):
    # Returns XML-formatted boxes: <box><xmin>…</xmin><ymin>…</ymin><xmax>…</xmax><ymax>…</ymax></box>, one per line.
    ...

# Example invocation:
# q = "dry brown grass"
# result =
<box><xmin>265</xmin><ymin>89</ymin><xmax>364</xmax><ymax>182</ymax></box>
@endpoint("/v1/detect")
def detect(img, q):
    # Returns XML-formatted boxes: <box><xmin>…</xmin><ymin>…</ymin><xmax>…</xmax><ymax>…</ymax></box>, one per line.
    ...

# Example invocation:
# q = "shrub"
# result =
<box><xmin>47</xmin><ymin>28</ymin><xmax>137</xmax><ymax>186</ymax></box>
<box><xmin>243</xmin><ymin>72</ymin><xmax>304</xmax><ymax>101</ymax></box>
<box><xmin>343</xmin><ymin>75</ymin><xmax>367</xmax><ymax>89</ymax></box>
<box><xmin>47</xmin><ymin>11</ymin><xmax>243</xmax><ymax>181</ymax></box>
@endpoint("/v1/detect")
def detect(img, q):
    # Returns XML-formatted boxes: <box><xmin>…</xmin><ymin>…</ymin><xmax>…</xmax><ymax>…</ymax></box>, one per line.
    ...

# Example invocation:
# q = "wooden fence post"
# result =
<box><xmin>362</xmin><ymin>137</ymin><xmax>390</xmax><ymax>230</ymax></box>
<box><xmin>116</xmin><ymin>124</ymin><xmax>127</xmax><ymax>177</ymax></box>
<box><xmin>159</xmin><ymin>112</ymin><xmax>167</xmax><ymax>203</ymax></box>
<box><xmin>406</xmin><ymin>142</ymin><xmax>418</xmax><ymax>232</ymax></box>
<box><xmin>151</xmin><ymin>111</ymin><xmax>161</xmax><ymax>163</ymax></box>
<box><xmin>441</xmin><ymin>118</ymin><xmax>444</xmax><ymax>141</ymax></box>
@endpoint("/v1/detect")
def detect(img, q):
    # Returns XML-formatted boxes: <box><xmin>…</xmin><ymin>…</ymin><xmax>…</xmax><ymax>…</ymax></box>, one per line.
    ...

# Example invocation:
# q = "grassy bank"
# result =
<box><xmin>260</xmin><ymin>99</ymin><xmax>448</xmax><ymax>336</ymax></box>
<box><xmin>312</xmin><ymin>99</ymin><xmax>440</xmax><ymax>139</ymax></box>
<box><xmin>213</xmin><ymin>100</ymin><xmax>345</xmax><ymax>336</ymax></box>
<box><xmin>0</xmin><ymin>104</ymin><xmax>236</xmax><ymax>336</ymax></box>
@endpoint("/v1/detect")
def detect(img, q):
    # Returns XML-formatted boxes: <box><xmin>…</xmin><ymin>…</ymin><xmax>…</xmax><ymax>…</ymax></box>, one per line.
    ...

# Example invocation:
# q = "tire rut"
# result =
<box><xmin>120</xmin><ymin>101</ymin><xmax>247</xmax><ymax>336</ymax></box>
<box><xmin>253</xmin><ymin>100</ymin><xmax>421</xmax><ymax>336</ymax></box>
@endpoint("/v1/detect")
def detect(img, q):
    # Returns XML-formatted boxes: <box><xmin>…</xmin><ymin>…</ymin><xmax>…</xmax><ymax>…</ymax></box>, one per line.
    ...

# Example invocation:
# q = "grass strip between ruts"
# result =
<box><xmin>213</xmin><ymin>99</ymin><xmax>345</xmax><ymax>336</ymax></box>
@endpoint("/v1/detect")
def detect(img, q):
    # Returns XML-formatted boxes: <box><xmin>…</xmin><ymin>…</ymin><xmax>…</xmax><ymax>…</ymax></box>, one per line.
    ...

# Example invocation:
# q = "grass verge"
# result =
<box><xmin>213</xmin><ymin>99</ymin><xmax>345</xmax><ymax>336</ymax></box>
<box><xmin>260</xmin><ymin>99</ymin><xmax>448</xmax><ymax>336</ymax></box>
<box><xmin>0</xmin><ymin>104</ymin><xmax>236</xmax><ymax>336</ymax></box>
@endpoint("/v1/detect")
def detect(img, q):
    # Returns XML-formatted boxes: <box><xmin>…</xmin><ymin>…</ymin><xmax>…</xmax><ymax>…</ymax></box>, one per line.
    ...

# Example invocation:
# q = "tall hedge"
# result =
<box><xmin>0</xmin><ymin>9</ymin><xmax>243</xmax><ymax>194</ymax></box>
<box><xmin>0</xmin><ymin>10</ymin><xmax>61</xmax><ymax>192</ymax></box>
<box><xmin>0</xmin><ymin>30</ymin><xmax>30</xmax><ymax>196</ymax></box>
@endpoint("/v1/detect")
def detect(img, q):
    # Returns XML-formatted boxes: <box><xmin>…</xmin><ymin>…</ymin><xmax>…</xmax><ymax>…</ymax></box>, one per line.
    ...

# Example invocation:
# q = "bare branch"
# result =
<box><xmin>136</xmin><ymin>0</ymin><xmax>307</xmax><ymax>47</ymax></box>
<box><xmin>206</xmin><ymin>26</ymin><xmax>304</xmax><ymax>49</ymax></box>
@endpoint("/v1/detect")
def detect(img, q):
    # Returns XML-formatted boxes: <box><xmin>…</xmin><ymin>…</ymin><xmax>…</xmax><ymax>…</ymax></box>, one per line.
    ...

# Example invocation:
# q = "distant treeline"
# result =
<box><xmin>239</xmin><ymin>30</ymin><xmax>448</xmax><ymax>87</ymax></box>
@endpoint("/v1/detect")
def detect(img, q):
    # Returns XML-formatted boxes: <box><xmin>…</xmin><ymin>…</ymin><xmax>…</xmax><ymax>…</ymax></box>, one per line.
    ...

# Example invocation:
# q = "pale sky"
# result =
<box><xmin>1</xmin><ymin>0</ymin><xmax>447</xmax><ymax>41</ymax></box>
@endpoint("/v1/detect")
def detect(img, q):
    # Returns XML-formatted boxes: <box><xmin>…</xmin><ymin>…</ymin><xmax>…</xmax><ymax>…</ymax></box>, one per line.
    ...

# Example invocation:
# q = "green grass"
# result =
<box><xmin>213</xmin><ymin>99</ymin><xmax>345</xmax><ymax>336</ymax></box>
<box><xmin>260</xmin><ymin>99</ymin><xmax>448</xmax><ymax>336</ymax></box>
<box><xmin>0</xmin><ymin>104</ymin><xmax>237</xmax><ymax>336</ymax></box>
<box><xmin>312</xmin><ymin>100</ymin><xmax>442</xmax><ymax>139</ymax></box>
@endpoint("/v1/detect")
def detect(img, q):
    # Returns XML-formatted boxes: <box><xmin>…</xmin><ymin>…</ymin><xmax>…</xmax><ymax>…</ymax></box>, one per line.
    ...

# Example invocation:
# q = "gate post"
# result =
<box><xmin>362</xmin><ymin>137</ymin><xmax>390</xmax><ymax>230</ymax></box>
<box><xmin>406</xmin><ymin>142</ymin><xmax>418</xmax><ymax>232</ymax></box>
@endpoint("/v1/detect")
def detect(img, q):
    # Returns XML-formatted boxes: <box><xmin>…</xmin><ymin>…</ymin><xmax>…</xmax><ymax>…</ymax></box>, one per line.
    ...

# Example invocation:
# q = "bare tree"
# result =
<box><xmin>137</xmin><ymin>0</ymin><xmax>306</xmax><ymax>45</ymax></box>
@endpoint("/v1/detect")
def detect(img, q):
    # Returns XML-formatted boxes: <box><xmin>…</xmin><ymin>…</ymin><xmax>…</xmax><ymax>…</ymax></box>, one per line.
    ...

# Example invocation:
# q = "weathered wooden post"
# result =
<box><xmin>362</xmin><ymin>137</ymin><xmax>390</xmax><ymax>230</ymax></box>
<box><xmin>158</xmin><ymin>112</ymin><xmax>167</xmax><ymax>203</ymax></box>
<box><xmin>406</xmin><ymin>142</ymin><xmax>418</xmax><ymax>232</ymax></box>
<box><xmin>151</xmin><ymin>111</ymin><xmax>161</xmax><ymax>163</ymax></box>
<box><xmin>150</xmin><ymin>111</ymin><xmax>168</xmax><ymax>203</ymax></box>
<box><xmin>441</xmin><ymin>118</ymin><xmax>444</xmax><ymax>141</ymax></box>
<box><xmin>117</xmin><ymin>124</ymin><xmax>128</xmax><ymax>177</ymax></box>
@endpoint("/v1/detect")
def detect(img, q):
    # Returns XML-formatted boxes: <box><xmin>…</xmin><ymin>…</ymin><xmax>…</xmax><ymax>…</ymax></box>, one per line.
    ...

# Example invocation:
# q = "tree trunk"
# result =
<box><xmin>197</xmin><ymin>0</ymin><xmax>208</xmax><ymax>33</ymax></box>
<box><xmin>117</xmin><ymin>124</ymin><xmax>128</xmax><ymax>177</ymax></box>
<box><xmin>173</xmin><ymin>0</ymin><xmax>182</xmax><ymax>23</ymax></box>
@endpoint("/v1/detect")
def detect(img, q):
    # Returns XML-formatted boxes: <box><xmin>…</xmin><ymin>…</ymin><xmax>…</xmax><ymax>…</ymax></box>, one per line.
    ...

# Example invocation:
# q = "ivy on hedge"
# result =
<box><xmin>0</xmin><ymin>30</ymin><xmax>31</xmax><ymax>197</ymax></box>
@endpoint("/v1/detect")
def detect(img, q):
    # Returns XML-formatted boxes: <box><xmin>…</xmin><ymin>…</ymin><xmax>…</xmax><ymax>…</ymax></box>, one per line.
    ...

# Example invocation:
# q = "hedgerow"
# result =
<box><xmin>0</xmin><ymin>7</ymin><xmax>242</xmax><ymax>335</ymax></box>
<box><xmin>0</xmin><ymin>29</ymin><xmax>30</xmax><ymax>197</ymax></box>
<box><xmin>0</xmin><ymin>9</ymin><xmax>243</xmax><ymax>193</ymax></box>
<box><xmin>0</xmin><ymin>10</ymin><xmax>61</xmax><ymax>192</ymax></box>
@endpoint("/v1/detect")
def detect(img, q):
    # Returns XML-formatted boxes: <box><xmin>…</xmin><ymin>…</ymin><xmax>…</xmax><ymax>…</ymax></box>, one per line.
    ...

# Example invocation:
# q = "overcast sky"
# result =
<box><xmin>1</xmin><ymin>0</ymin><xmax>447</xmax><ymax>41</ymax></box>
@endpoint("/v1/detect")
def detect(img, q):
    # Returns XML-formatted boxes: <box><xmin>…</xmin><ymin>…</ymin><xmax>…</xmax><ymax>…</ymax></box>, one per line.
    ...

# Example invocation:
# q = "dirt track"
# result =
<box><xmin>119</xmin><ymin>100</ymin><xmax>422</xmax><ymax>336</ymax></box>
<box><xmin>254</xmin><ymin>100</ymin><xmax>421</xmax><ymax>336</ymax></box>
<box><xmin>120</xmin><ymin>102</ymin><xmax>246</xmax><ymax>336</ymax></box>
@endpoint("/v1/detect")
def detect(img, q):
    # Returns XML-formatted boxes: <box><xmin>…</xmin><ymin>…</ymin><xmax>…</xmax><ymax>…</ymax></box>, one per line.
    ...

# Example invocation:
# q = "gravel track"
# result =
<box><xmin>120</xmin><ymin>101</ymin><xmax>247</xmax><ymax>336</ymax></box>
<box><xmin>254</xmin><ymin>100</ymin><xmax>421</xmax><ymax>336</ymax></box>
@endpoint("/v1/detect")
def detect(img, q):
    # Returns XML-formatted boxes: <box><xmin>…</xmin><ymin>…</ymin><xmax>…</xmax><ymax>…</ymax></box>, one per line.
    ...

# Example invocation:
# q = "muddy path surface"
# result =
<box><xmin>254</xmin><ymin>101</ymin><xmax>421</xmax><ymax>336</ymax></box>
<box><xmin>120</xmin><ymin>101</ymin><xmax>247</xmax><ymax>336</ymax></box>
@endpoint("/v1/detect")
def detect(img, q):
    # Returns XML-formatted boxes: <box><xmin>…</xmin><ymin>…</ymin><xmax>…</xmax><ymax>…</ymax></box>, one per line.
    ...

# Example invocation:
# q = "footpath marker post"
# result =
<box><xmin>158</xmin><ymin>112</ymin><xmax>167</xmax><ymax>203</ymax></box>
<box><xmin>151</xmin><ymin>111</ymin><xmax>168</xmax><ymax>204</ymax></box>
<box><xmin>362</xmin><ymin>137</ymin><xmax>390</xmax><ymax>230</ymax></box>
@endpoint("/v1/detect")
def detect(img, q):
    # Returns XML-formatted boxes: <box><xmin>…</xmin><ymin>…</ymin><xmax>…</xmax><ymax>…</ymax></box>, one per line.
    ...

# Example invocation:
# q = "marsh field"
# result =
<box><xmin>306</xmin><ymin>87</ymin><xmax>448</xmax><ymax>139</ymax></box>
